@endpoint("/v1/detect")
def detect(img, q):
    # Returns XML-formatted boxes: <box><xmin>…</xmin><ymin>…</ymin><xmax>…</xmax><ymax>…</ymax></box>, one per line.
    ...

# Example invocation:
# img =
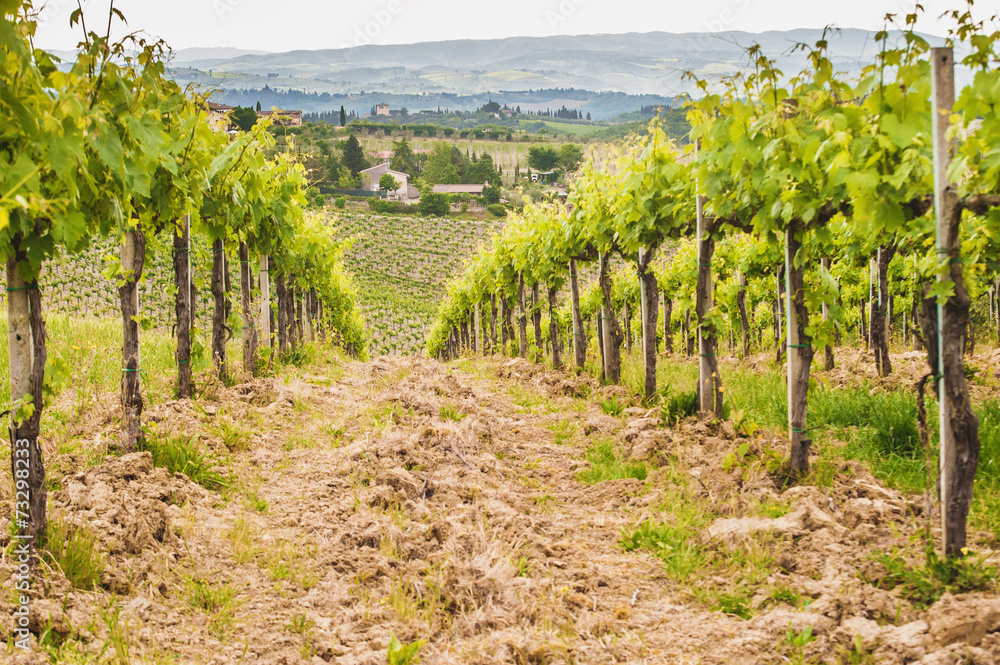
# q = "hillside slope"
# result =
<box><xmin>4</xmin><ymin>353</ymin><xmax>999</xmax><ymax>663</ymax></box>
<box><xmin>330</xmin><ymin>210</ymin><xmax>503</xmax><ymax>357</ymax></box>
<box><xmin>183</xmin><ymin>29</ymin><xmax>935</xmax><ymax>97</ymax></box>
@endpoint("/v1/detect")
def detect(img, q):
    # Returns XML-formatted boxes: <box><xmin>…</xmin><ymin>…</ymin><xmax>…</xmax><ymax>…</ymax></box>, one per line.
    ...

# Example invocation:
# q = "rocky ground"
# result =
<box><xmin>1</xmin><ymin>352</ymin><xmax>999</xmax><ymax>664</ymax></box>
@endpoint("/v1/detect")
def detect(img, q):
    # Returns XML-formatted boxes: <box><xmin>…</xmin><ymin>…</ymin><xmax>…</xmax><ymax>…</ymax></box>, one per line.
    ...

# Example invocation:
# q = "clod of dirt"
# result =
<box><xmin>52</xmin><ymin>452</ymin><xmax>211</xmax><ymax>555</ymax></box>
<box><xmin>583</xmin><ymin>412</ymin><xmax>619</xmax><ymax>435</ymax></box>
<box><xmin>927</xmin><ymin>593</ymin><xmax>1000</xmax><ymax>648</ymax></box>
<box><xmin>872</xmin><ymin>621</ymin><xmax>932</xmax><ymax>663</ymax></box>
<box><xmin>704</xmin><ymin>501</ymin><xmax>842</xmax><ymax>545</ymax></box>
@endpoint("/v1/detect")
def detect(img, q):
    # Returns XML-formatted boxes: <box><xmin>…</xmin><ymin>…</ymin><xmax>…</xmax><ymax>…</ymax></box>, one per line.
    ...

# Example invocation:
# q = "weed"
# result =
<box><xmin>371</xmin><ymin>402</ymin><xmax>413</xmax><ymax>432</ymax></box>
<box><xmin>388</xmin><ymin>633</ymin><xmax>427</xmax><ymax>665</ymax></box>
<box><xmin>225</xmin><ymin>513</ymin><xmax>257</xmax><ymax>564</ymax></box>
<box><xmin>508</xmin><ymin>384</ymin><xmax>554</xmax><ymax>413</ymax></box>
<box><xmin>285</xmin><ymin>612</ymin><xmax>316</xmax><ymax>635</ymax></box>
<box><xmin>838</xmin><ymin>635</ymin><xmax>875</xmax><ymax>664</ymax></box>
<box><xmin>547</xmin><ymin>419</ymin><xmax>577</xmax><ymax>445</ymax></box>
<box><xmin>43</xmin><ymin>517</ymin><xmax>105</xmax><ymax>590</ymax></box>
<box><xmin>325</xmin><ymin>423</ymin><xmax>346</xmax><ymax>447</ymax></box>
<box><xmin>862</xmin><ymin>533</ymin><xmax>998</xmax><ymax>608</ymax></box>
<box><xmin>514</xmin><ymin>556</ymin><xmax>531</xmax><ymax>578</ymax></box>
<box><xmin>244</xmin><ymin>488</ymin><xmax>268</xmax><ymax>513</ymax></box>
<box><xmin>281</xmin><ymin>345</ymin><xmax>316</xmax><ymax>368</ymax></box>
<box><xmin>98</xmin><ymin>601</ymin><xmax>132</xmax><ymax>664</ymax></box>
<box><xmin>439</xmin><ymin>403</ymin><xmax>466</xmax><ymax>422</ymax></box>
<box><xmin>531</xmin><ymin>493</ymin><xmax>557</xmax><ymax>512</ymax></box>
<box><xmin>752</xmin><ymin>498</ymin><xmax>792</xmax><ymax>519</ymax></box>
<box><xmin>599</xmin><ymin>395</ymin><xmax>625</xmax><ymax>417</ymax></box>
<box><xmin>730</xmin><ymin>409</ymin><xmax>761</xmax><ymax>437</ymax></box>
<box><xmin>262</xmin><ymin>539</ymin><xmax>318</xmax><ymax>588</ymax></box>
<box><xmin>380</xmin><ymin>533</ymin><xmax>399</xmax><ymax>560</ymax></box>
<box><xmin>712</xmin><ymin>591</ymin><xmax>752</xmax><ymax>619</ymax></box>
<box><xmin>778</xmin><ymin>625</ymin><xmax>817</xmax><ymax>665</ymax></box>
<box><xmin>144</xmin><ymin>431</ymin><xmax>229</xmax><ymax>491</ymax></box>
<box><xmin>804</xmin><ymin>457</ymin><xmax>839</xmax><ymax>489</ymax></box>
<box><xmin>722</xmin><ymin>440</ymin><xmax>783</xmax><ymax>478</ymax></box>
<box><xmin>783</xmin><ymin>624</ymin><xmax>816</xmax><ymax>649</ymax></box>
<box><xmin>767</xmin><ymin>585</ymin><xmax>802</xmax><ymax>607</ymax></box>
<box><xmin>577</xmin><ymin>438</ymin><xmax>647</xmax><ymax>484</ymax></box>
<box><xmin>660</xmin><ymin>388</ymin><xmax>698</xmax><ymax>425</ymax></box>
<box><xmin>185</xmin><ymin>577</ymin><xmax>238</xmax><ymax>640</ymax></box>
<box><xmin>620</xmin><ymin>520</ymin><xmax>703</xmax><ymax>579</ymax></box>
<box><xmin>209</xmin><ymin>411</ymin><xmax>252</xmax><ymax>452</ymax></box>
<box><xmin>283</xmin><ymin>434</ymin><xmax>317</xmax><ymax>451</ymax></box>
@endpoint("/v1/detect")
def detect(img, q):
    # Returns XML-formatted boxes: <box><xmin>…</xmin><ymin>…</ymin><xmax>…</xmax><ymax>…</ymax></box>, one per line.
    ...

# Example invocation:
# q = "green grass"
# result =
<box><xmin>532</xmin><ymin>119</ymin><xmax>607</xmax><ymax>137</ymax></box>
<box><xmin>972</xmin><ymin>401</ymin><xmax>1000</xmax><ymax>537</ymax></box>
<box><xmin>144</xmin><ymin>431</ymin><xmax>229</xmax><ymax>491</ymax></box>
<box><xmin>599</xmin><ymin>394</ymin><xmax>624</xmax><ymax>416</ymax></box>
<box><xmin>576</xmin><ymin>437</ymin><xmax>647</xmax><ymax>484</ymax></box>
<box><xmin>185</xmin><ymin>577</ymin><xmax>239</xmax><ymax>640</ymax></box>
<box><xmin>620</xmin><ymin>519</ymin><xmax>703</xmax><ymax>579</ymax></box>
<box><xmin>627</xmin><ymin>352</ymin><xmax>928</xmax><ymax>490</ymax></box>
<box><xmin>660</xmin><ymin>388</ymin><xmax>699</xmax><ymax>424</ymax></box>
<box><xmin>43</xmin><ymin>516</ymin><xmax>106</xmax><ymax>590</ymax></box>
<box><xmin>0</xmin><ymin>312</ymin><xmax>242</xmax><ymax>419</ymax></box>
<box><xmin>861</xmin><ymin>533</ymin><xmax>998</xmax><ymax>608</ymax></box>
<box><xmin>439</xmin><ymin>403</ymin><xmax>466</xmax><ymax>422</ymax></box>
<box><xmin>624</xmin><ymin>346</ymin><xmax>1000</xmax><ymax>538</ymax></box>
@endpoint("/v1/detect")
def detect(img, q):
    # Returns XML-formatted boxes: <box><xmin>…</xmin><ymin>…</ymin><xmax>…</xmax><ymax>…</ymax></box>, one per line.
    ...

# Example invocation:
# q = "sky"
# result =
<box><xmin>32</xmin><ymin>0</ymin><xmax>972</xmax><ymax>54</ymax></box>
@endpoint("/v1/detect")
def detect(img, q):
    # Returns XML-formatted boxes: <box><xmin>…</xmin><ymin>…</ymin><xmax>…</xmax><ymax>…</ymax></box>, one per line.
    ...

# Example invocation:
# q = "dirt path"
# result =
<box><xmin>3</xmin><ymin>354</ymin><xmax>1000</xmax><ymax>663</ymax></box>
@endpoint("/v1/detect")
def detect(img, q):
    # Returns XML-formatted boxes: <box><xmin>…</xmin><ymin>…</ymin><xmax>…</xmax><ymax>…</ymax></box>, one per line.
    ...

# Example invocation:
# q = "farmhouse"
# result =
<box><xmin>257</xmin><ymin>109</ymin><xmax>303</xmax><ymax>127</ymax></box>
<box><xmin>206</xmin><ymin>102</ymin><xmax>234</xmax><ymax>130</ymax></box>
<box><xmin>376</xmin><ymin>103</ymin><xmax>391</xmax><ymax>117</ymax></box>
<box><xmin>360</xmin><ymin>163</ymin><xmax>414</xmax><ymax>201</ymax></box>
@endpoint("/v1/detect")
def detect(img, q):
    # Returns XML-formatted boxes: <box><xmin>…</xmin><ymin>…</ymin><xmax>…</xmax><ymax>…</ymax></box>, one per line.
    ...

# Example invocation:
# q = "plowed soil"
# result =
<box><xmin>2</xmin><ymin>353</ymin><xmax>1000</xmax><ymax>664</ymax></box>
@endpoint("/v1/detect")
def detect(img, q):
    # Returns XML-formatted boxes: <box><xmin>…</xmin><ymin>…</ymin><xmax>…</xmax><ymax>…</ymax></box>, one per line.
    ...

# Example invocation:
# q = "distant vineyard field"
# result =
<box><xmin>327</xmin><ymin>211</ymin><xmax>503</xmax><ymax>357</ymax></box>
<box><xmin>0</xmin><ymin>239</ymin><xmax>218</xmax><ymax>332</ymax></box>
<box><xmin>0</xmin><ymin>213</ymin><xmax>503</xmax><ymax>360</ymax></box>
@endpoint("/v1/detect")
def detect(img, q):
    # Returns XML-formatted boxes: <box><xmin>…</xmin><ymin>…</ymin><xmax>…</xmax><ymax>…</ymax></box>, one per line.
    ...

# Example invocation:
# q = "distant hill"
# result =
<box><xmin>168</xmin><ymin>47</ymin><xmax>272</xmax><ymax>64</ymax></box>
<box><xmin>170</xmin><ymin>29</ymin><xmax>944</xmax><ymax>120</ymax></box>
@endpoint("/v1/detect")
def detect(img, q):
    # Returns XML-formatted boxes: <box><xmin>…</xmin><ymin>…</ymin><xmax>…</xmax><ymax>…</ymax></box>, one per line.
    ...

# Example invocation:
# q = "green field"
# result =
<box><xmin>530</xmin><ymin>119</ymin><xmax>609</xmax><ymax>137</ymax></box>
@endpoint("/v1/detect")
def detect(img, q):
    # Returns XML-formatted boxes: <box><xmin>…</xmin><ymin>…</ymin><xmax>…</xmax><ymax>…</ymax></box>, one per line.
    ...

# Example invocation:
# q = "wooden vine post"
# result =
<box><xmin>638</xmin><ymin>247</ymin><xmax>659</xmax><ymax>400</ymax></box>
<box><xmin>6</xmin><ymin>252</ymin><xmax>47</xmax><ymax>542</ymax></box>
<box><xmin>775</xmin><ymin>273</ymin><xmax>783</xmax><ymax>353</ymax></box>
<box><xmin>547</xmin><ymin>285</ymin><xmax>562</xmax><ymax>369</ymax></box>
<box><xmin>210</xmin><ymin>238</ymin><xmax>229</xmax><ymax>382</ymax></box>
<box><xmin>531</xmin><ymin>283</ymin><xmax>543</xmax><ymax>362</ymax></box>
<box><xmin>517</xmin><ymin>273</ymin><xmax>528</xmax><ymax>358</ymax></box>
<box><xmin>499</xmin><ymin>295</ymin><xmax>510</xmax><ymax>354</ymax></box>
<box><xmin>173</xmin><ymin>214</ymin><xmax>193</xmax><ymax>397</ymax></box>
<box><xmin>119</xmin><ymin>226</ymin><xmax>146</xmax><ymax>451</ymax></box>
<box><xmin>489</xmin><ymin>295</ymin><xmax>498</xmax><ymax>353</ymax></box>
<box><xmin>785</xmin><ymin>225</ymin><xmax>812</xmax><ymax>475</ymax></box>
<box><xmin>474</xmin><ymin>304</ymin><xmax>481</xmax><ymax>354</ymax></box>
<box><xmin>695</xmin><ymin>184</ymin><xmax>717</xmax><ymax>415</ymax></box>
<box><xmin>737</xmin><ymin>271</ymin><xmax>750</xmax><ymax>359</ymax></box>
<box><xmin>932</xmin><ymin>46</ymin><xmax>955</xmax><ymax>553</ymax></box>
<box><xmin>259</xmin><ymin>255</ymin><xmax>271</xmax><ymax>350</ymax></box>
<box><xmin>570</xmin><ymin>259</ymin><xmax>586</xmax><ymax>370</ymax></box>
<box><xmin>239</xmin><ymin>242</ymin><xmax>257</xmax><ymax>374</ymax></box>
<box><xmin>930</xmin><ymin>46</ymin><xmax>980</xmax><ymax>557</ymax></box>
<box><xmin>598</xmin><ymin>252</ymin><xmax>622</xmax><ymax>383</ymax></box>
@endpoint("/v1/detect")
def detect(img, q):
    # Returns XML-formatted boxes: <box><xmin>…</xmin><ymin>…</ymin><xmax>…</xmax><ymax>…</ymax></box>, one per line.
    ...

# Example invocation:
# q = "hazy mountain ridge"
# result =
<box><xmin>170</xmin><ymin>29</ymin><xmax>944</xmax><ymax>119</ymax></box>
